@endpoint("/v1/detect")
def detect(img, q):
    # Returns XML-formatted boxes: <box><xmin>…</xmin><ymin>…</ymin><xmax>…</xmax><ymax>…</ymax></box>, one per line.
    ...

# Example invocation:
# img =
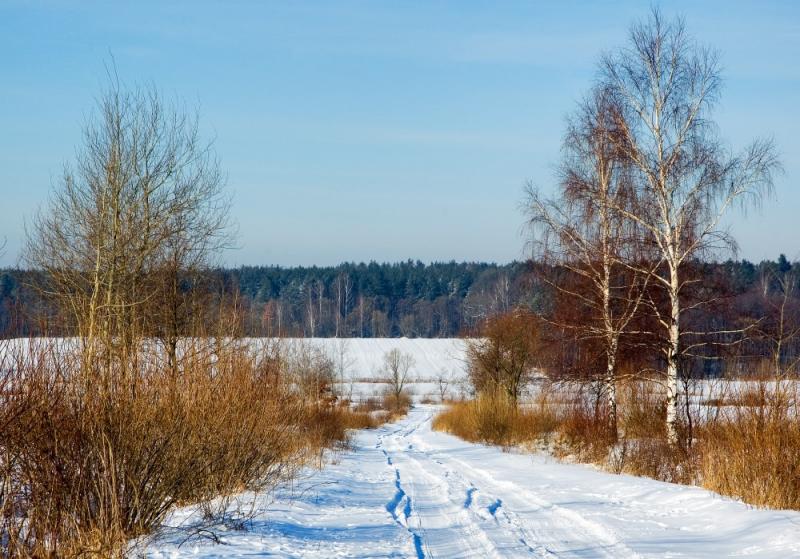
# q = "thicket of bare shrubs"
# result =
<box><xmin>0</xmin><ymin>336</ymin><xmax>396</xmax><ymax>557</ymax></box>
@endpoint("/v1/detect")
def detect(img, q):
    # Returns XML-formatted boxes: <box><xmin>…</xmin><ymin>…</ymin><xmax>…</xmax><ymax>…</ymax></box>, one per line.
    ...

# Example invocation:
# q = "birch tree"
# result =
<box><xmin>306</xmin><ymin>284</ymin><xmax>317</xmax><ymax>337</ymax></box>
<box><xmin>334</xmin><ymin>272</ymin><xmax>352</xmax><ymax>337</ymax></box>
<box><xmin>600</xmin><ymin>10</ymin><xmax>779</xmax><ymax>443</ymax></box>
<box><xmin>527</xmin><ymin>86</ymin><xmax>648</xmax><ymax>437</ymax></box>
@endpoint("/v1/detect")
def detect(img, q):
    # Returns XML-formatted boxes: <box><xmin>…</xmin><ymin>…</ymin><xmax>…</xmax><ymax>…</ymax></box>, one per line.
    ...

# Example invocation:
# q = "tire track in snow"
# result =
<box><xmin>391</xmin><ymin>451</ymin><xmax>505</xmax><ymax>558</ymax></box>
<box><xmin>398</xmin><ymin>408</ymin><xmax>638</xmax><ymax>558</ymax></box>
<box><xmin>382</xmin><ymin>449</ymin><xmax>425</xmax><ymax>558</ymax></box>
<box><xmin>422</xmin><ymin>458</ymin><xmax>556</xmax><ymax>557</ymax></box>
<box><xmin>380</xmin><ymin>407</ymin><xmax>638</xmax><ymax>558</ymax></box>
<box><xmin>441</xmin><ymin>453</ymin><xmax>641</xmax><ymax>559</ymax></box>
<box><xmin>431</xmin><ymin>456</ymin><xmax>556</xmax><ymax>557</ymax></box>
<box><xmin>383</xmin><ymin>413</ymin><xmax>544</xmax><ymax>558</ymax></box>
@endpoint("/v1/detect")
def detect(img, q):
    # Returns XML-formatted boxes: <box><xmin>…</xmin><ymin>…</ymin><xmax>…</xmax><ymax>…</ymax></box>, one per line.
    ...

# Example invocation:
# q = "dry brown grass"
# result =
<box><xmin>336</xmin><ymin>402</ymin><xmax>408</xmax><ymax>431</ymax></box>
<box><xmin>381</xmin><ymin>389</ymin><xmax>412</xmax><ymax>414</ymax></box>
<box><xmin>337</xmin><ymin>406</ymin><xmax>383</xmax><ymax>430</ymax></box>
<box><xmin>0</xmin><ymin>339</ymin><xmax>366</xmax><ymax>558</ymax></box>
<box><xmin>618</xmin><ymin>381</ymin><xmax>665</xmax><ymax>439</ymax></box>
<box><xmin>433</xmin><ymin>391</ymin><xmax>558</xmax><ymax>446</ymax></box>
<box><xmin>344</xmin><ymin>389</ymin><xmax>412</xmax><ymax>429</ymax></box>
<box><xmin>698</xmin><ymin>384</ymin><xmax>800</xmax><ymax>510</ymax></box>
<box><xmin>554</xmin><ymin>400</ymin><xmax>617</xmax><ymax>462</ymax></box>
<box><xmin>701</xmin><ymin>384</ymin><xmax>769</xmax><ymax>408</ymax></box>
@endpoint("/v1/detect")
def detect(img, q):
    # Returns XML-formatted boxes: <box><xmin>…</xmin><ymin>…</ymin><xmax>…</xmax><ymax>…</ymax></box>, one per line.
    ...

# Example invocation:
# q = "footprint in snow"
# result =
<box><xmin>464</xmin><ymin>487</ymin><xmax>477</xmax><ymax>508</ymax></box>
<box><xmin>488</xmin><ymin>499</ymin><xmax>502</xmax><ymax>517</ymax></box>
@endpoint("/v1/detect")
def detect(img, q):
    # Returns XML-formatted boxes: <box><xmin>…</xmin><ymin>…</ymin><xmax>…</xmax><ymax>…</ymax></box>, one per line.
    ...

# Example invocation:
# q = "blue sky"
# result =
<box><xmin>0</xmin><ymin>1</ymin><xmax>797</xmax><ymax>267</ymax></box>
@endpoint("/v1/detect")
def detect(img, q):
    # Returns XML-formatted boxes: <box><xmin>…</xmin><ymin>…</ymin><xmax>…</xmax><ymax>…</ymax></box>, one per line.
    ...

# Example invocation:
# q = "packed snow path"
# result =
<box><xmin>146</xmin><ymin>406</ymin><xmax>800</xmax><ymax>558</ymax></box>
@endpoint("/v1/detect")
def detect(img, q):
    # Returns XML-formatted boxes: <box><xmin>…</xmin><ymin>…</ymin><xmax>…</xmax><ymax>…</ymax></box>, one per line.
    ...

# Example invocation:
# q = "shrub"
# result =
<box><xmin>467</xmin><ymin>311</ymin><xmax>540</xmax><ymax>406</ymax></box>
<box><xmin>381</xmin><ymin>389</ymin><xmax>412</xmax><ymax>415</ymax></box>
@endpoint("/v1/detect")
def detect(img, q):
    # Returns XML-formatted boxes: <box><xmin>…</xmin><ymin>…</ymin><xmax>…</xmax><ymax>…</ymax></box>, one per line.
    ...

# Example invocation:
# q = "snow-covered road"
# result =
<box><xmin>145</xmin><ymin>406</ymin><xmax>800</xmax><ymax>558</ymax></box>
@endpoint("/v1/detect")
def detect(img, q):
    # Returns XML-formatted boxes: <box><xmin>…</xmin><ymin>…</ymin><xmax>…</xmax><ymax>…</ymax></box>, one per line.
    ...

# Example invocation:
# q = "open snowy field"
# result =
<box><xmin>4</xmin><ymin>337</ymin><xmax>796</xmax><ymax>405</ymax></box>
<box><xmin>0</xmin><ymin>337</ymin><xmax>474</xmax><ymax>401</ymax></box>
<box><xmin>254</xmin><ymin>337</ymin><xmax>474</xmax><ymax>402</ymax></box>
<box><xmin>141</xmin><ymin>406</ymin><xmax>800</xmax><ymax>558</ymax></box>
<box><xmin>0</xmin><ymin>337</ymin><xmax>466</xmax><ymax>379</ymax></box>
<box><xmin>246</xmin><ymin>337</ymin><xmax>470</xmax><ymax>381</ymax></box>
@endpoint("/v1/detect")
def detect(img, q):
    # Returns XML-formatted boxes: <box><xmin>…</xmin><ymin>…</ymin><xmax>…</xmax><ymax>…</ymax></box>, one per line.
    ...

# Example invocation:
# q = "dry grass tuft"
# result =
<box><xmin>433</xmin><ymin>391</ymin><xmax>558</xmax><ymax>446</ymax></box>
<box><xmin>699</xmin><ymin>384</ymin><xmax>800</xmax><ymax>509</ymax></box>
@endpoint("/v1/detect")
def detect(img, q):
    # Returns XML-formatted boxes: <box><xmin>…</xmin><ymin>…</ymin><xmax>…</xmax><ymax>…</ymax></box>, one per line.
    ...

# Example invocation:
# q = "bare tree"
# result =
<box><xmin>331</xmin><ymin>337</ymin><xmax>355</xmax><ymax>395</ymax></box>
<box><xmin>306</xmin><ymin>283</ymin><xmax>317</xmax><ymax>337</ymax></box>
<box><xmin>527</xmin><ymin>85</ymin><xmax>650</xmax><ymax>437</ymax></box>
<box><xmin>315</xmin><ymin>280</ymin><xmax>325</xmax><ymax>333</ymax></box>
<box><xmin>334</xmin><ymin>272</ymin><xmax>352</xmax><ymax>337</ymax></box>
<box><xmin>358</xmin><ymin>294</ymin><xmax>366</xmax><ymax>337</ymax></box>
<box><xmin>435</xmin><ymin>368</ymin><xmax>452</xmax><ymax>403</ymax></box>
<box><xmin>758</xmin><ymin>267</ymin><xmax>800</xmax><ymax>378</ymax></box>
<box><xmin>467</xmin><ymin>311</ymin><xmax>539</xmax><ymax>407</ymax></box>
<box><xmin>287</xmin><ymin>342</ymin><xmax>336</xmax><ymax>406</ymax></box>
<box><xmin>492</xmin><ymin>273</ymin><xmax>511</xmax><ymax>315</ymax></box>
<box><xmin>600</xmin><ymin>9</ymin><xmax>780</xmax><ymax>442</ymax></box>
<box><xmin>372</xmin><ymin>309</ymin><xmax>389</xmax><ymax>337</ymax></box>
<box><xmin>382</xmin><ymin>348</ymin><xmax>415</xmax><ymax>409</ymax></box>
<box><xmin>25</xmin><ymin>75</ymin><xmax>232</xmax><ymax>375</ymax></box>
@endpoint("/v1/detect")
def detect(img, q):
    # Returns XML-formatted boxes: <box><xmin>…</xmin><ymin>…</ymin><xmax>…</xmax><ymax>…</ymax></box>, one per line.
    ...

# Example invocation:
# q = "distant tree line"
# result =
<box><xmin>0</xmin><ymin>261</ymin><xmax>534</xmax><ymax>338</ymax></box>
<box><xmin>228</xmin><ymin>261</ymin><xmax>535</xmax><ymax>337</ymax></box>
<box><xmin>0</xmin><ymin>257</ymin><xmax>796</xmax><ymax>343</ymax></box>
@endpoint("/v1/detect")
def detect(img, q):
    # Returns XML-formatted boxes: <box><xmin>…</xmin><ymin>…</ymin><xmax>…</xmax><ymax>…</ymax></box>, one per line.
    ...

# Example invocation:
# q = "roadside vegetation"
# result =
<box><xmin>0</xmin><ymin>336</ymin><xmax>404</xmax><ymax>558</ymax></box>
<box><xmin>435</xmin><ymin>371</ymin><xmax>800</xmax><ymax>510</ymax></box>
<box><xmin>437</xmin><ymin>9</ymin><xmax>798</xmax><ymax>513</ymax></box>
<box><xmin>0</xmin><ymin>77</ymin><xmax>403</xmax><ymax>558</ymax></box>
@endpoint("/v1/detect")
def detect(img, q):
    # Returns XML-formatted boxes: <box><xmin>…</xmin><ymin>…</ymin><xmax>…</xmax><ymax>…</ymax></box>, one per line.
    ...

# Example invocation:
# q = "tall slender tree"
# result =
<box><xmin>528</xmin><ymin>86</ymin><xmax>649</xmax><ymax>437</ymax></box>
<box><xmin>600</xmin><ymin>10</ymin><xmax>779</xmax><ymax>442</ymax></box>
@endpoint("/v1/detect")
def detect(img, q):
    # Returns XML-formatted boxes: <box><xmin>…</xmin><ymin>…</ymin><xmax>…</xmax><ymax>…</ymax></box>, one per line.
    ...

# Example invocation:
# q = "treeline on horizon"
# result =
<box><xmin>1</xmin><ymin>256</ymin><xmax>796</xmax><ymax>342</ymax></box>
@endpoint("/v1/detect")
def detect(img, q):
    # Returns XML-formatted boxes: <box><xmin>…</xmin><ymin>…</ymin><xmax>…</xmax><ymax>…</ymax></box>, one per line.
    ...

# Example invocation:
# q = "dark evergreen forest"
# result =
<box><xmin>0</xmin><ymin>257</ymin><xmax>796</xmax><ymax>340</ymax></box>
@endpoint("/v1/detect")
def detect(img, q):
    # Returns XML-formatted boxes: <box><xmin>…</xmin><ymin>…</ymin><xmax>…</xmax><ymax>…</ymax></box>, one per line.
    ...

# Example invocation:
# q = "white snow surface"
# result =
<box><xmin>1</xmin><ymin>336</ymin><xmax>469</xmax><ymax>381</ymax></box>
<box><xmin>248</xmin><ymin>337</ymin><xmax>470</xmax><ymax>381</ymax></box>
<box><xmin>142</xmin><ymin>406</ymin><xmax>800</xmax><ymax>558</ymax></box>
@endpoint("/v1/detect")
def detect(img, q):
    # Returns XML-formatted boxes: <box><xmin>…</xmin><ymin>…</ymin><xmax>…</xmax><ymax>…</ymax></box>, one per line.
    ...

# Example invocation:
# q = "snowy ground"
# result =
<box><xmin>141</xmin><ymin>406</ymin><xmax>800</xmax><ymax>558</ymax></box>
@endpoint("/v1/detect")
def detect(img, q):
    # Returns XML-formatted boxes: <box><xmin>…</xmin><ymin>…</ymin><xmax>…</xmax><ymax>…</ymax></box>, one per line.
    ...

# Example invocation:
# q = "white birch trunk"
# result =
<box><xmin>665</xmin><ymin>263</ymin><xmax>680</xmax><ymax>445</ymax></box>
